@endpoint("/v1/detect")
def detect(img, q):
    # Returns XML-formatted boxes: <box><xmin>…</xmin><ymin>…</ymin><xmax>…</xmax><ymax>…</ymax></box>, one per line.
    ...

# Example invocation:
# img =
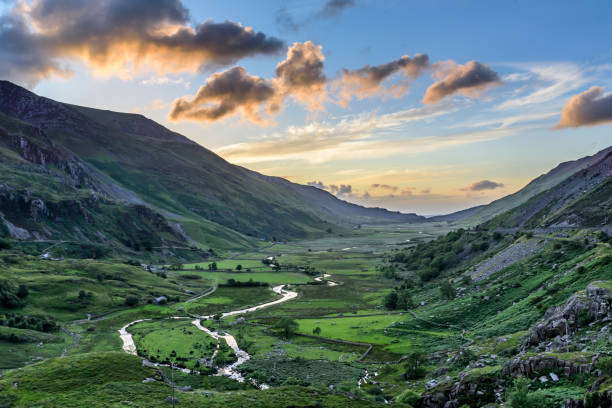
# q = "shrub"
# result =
<box><xmin>0</xmin><ymin>280</ymin><xmax>25</xmax><ymax>309</ymax></box>
<box><xmin>507</xmin><ymin>377</ymin><xmax>546</xmax><ymax>408</ymax></box>
<box><xmin>383</xmin><ymin>292</ymin><xmax>398</xmax><ymax>310</ymax></box>
<box><xmin>595</xmin><ymin>356</ymin><xmax>612</xmax><ymax>375</ymax></box>
<box><xmin>125</xmin><ymin>295</ymin><xmax>139</xmax><ymax>306</ymax></box>
<box><xmin>396</xmin><ymin>389</ymin><xmax>420</xmax><ymax>406</ymax></box>
<box><xmin>440</xmin><ymin>280</ymin><xmax>456</xmax><ymax>300</ymax></box>
<box><xmin>273</xmin><ymin>318</ymin><xmax>299</xmax><ymax>339</ymax></box>
<box><xmin>403</xmin><ymin>351</ymin><xmax>426</xmax><ymax>380</ymax></box>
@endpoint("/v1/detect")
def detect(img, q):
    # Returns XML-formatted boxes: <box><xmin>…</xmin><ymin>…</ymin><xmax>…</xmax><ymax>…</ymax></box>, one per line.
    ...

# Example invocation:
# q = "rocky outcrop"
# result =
<box><xmin>524</xmin><ymin>282</ymin><xmax>612</xmax><ymax>348</ymax></box>
<box><xmin>420</xmin><ymin>369</ymin><xmax>501</xmax><ymax>408</ymax></box>
<box><xmin>501</xmin><ymin>353</ymin><xmax>601</xmax><ymax>379</ymax></box>
<box><xmin>563</xmin><ymin>391</ymin><xmax>612</xmax><ymax>408</ymax></box>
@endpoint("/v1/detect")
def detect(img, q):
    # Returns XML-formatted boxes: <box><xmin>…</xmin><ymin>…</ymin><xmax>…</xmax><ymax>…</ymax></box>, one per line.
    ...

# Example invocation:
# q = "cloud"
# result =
<box><xmin>275</xmin><ymin>7</ymin><xmax>299</xmax><ymax>33</ymax></box>
<box><xmin>168</xmin><ymin>66</ymin><xmax>277</xmax><ymax>125</ymax></box>
<box><xmin>0</xmin><ymin>0</ymin><xmax>283</xmax><ymax>87</ymax></box>
<box><xmin>423</xmin><ymin>61</ymin><xmax>501</xmax><ymax>104</ymax></box>
<box><xmin>370</xmin><ymin>183</ymin><xmax>398</xmax><ymax>192</ymax></box>
<box><xmin>140</xmin><ymin>76</ymin><xmax>190</xmax><ymax>88</ymax></box>
<box><xmin>555</xmin><ymin>86</ymin><xmax>612</xmax><ymax>129</ymax></box>
<box><xmin>460</xmin><ymin>180</ymin><xmax>504</xmax><ymax>191</ymax></box>
<box><xmin>170</xmin><ymin>41</ymin><xmax>327</xmax><ymax>124</ymax></box>
<box><xmin>307</xmin><ymin>181</ymin><xmax>326</xmax><ymax>189</ymax></box>
<box><xmin>317</xmin><ymin>0</ymin><xmax>355</xmax><ymax>17</ymax></box>
<box><xmin>307</xmin><ymin>180</ymin><xmax>352</xmax><ymax>196</ymax></box>
<box><xmin>336</xmin><ymin>54</ymin><xmax>429</xmax><ymax>105</ymax></box>
<box><xmin>495</xmin><ymin>63</ymin><xmax>587</xmax><ymax>111</ymax></box>
<box><xmin>275</xmin><ymin>41</ymin><xmax>327</xmax><ymax>110</ymax></box>
<box><xmin>216</xmin><ymin>113</ymin><xmax>528</xmax><ymax>165</ymax></box>
<box><xmin>276</xmin><ymin>0</ymin><xmax>355</xmax><ymax>32</ymax></box>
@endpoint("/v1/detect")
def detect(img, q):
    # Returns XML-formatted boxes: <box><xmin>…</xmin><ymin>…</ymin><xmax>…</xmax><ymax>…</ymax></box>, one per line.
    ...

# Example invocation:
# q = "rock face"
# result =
<box><xmin>420</xmin><ymin>370</ymin><xmax>500</xmax><ymax>408</ymax></box>
<box><xmin>563</xmin><ymin>391</ymin><xmax>612</xmax><ymax>408</ymax></box>
<box><xmin>501</xmin><ymin>353</ymin><xmax>601</xmax><ymax>379</ymax></box>
<box><xmin>524</xmin><ymin>282</ymin><xmax>612</xmax><ymax>349</ymax></box>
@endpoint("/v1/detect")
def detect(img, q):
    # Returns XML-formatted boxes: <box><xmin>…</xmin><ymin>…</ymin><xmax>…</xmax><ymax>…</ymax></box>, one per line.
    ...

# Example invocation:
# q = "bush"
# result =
<box><xmin>383</xmin><ymin>291</ymin><xmax>398</xmax><ymax>310</ymax></box>
<box><xmin>396</xmin><ymin>389</ymin><xmax>420</xmax><ymax>406</ymax></box>
<box><xmin>125</xmin><ymin>295</ymin><xmax>139</xmax><ymax>306</ymax></box>
<box><xmin>440</xmin><ymin>280</ymin><xmax>456</xmax><ymax>300</ymax></box>
<box><xmin>403</xmin><ymin>351</ymin><xmax>426</xmax><ymax>380</ymax></box>
<box><xmin>0</xmin><ymin>280</ymin><xmax>26</xmax><ymax>309</ymax></box>
<box><xmin>507</xmin><ymin>377</ymin><xmax>546</xmax><ymax>408</ymax></box>
<box><xmin>595</xmin><ymin>356</ymin><xmax>612</xmax><ymax>375</ymax></box>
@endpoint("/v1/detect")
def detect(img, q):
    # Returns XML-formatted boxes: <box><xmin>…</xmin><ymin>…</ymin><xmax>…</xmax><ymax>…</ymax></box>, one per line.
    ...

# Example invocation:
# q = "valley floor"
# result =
<box><xmin>1</xmin><ymin>222</ymin><xmax>611</xmax><ymax>407</ymax></box>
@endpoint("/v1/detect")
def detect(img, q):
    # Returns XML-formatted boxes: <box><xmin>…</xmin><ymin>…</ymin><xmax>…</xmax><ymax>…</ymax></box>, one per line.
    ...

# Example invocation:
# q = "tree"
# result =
<box><xmin>78</xmin><ymin>290</ymin><xmax>87</xmax><ymax>300</ymax></box>
<box><xmin>383</xmin><ymin>292</ymin><xmax>398</xmax><ymax>310</ymax></box>
<box><xmin>396</xmin><ymin>290</ymin><xmax>414</xmax><ymax>310</ymax></box>
<box><xmin>16</xmin><ymin>284</ymin><xmax>29</xmax><ymax>299</ymax></box>
<box><xmin>312</xmin><ymin>326</ymin><xmax>321</xmax><ymax>336</ymax></box>
<box><xmin>208</xmin><ymin>262</ymin><xmax>218</xmax><ymax>271</ymax></box>
<box><xmin>440</xmin><ymin>280</ymin><xmax>456</xmax><ymax>300</ymax></box>
<box><xmin>213</xmin><ymin>313</ymin><xmax>222</xmax><ymax>327</ymax></box>
<box><xmin>507</xmin><ymin>377</ymin><xmax>545</xmax><ymax>408</ymax></box>
<box><xmin>403</xmin><ymin>351</ymin><xmax>425</xmax><ymax>379</ymax></box>
<box><xmin>274</xmin><ymin>318</ymin><xmax>298</xmax><ymax>338</ymax></box>
<box><xmin>125</xmin><ymin>295</ymin><xmax>139</xmax><ymax>306</ymax></box>
<box><xmin>236</xmin><ymin>264</ymin><xmax>242</xmax><ymax>271</ymax></box>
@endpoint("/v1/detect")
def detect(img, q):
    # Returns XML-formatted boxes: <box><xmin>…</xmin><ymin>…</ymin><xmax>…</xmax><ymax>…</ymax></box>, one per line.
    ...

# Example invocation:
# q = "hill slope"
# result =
<box><xmin>0</xmin><ymin>81</ymin><xmax>423</xmax><ymax>252</ymax></box>
<box><xmin>438</xmin><ymin>146</ymin><xmax>612</xmax><ymax>226</ymax></box>
<box><xmin>483</xmin><ymin>149</ymin><xmax>611</xmax><ymax>231</ymax></box>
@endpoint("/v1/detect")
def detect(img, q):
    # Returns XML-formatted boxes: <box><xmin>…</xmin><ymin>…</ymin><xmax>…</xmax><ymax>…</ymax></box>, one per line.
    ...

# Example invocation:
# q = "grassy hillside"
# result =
<box><xmin>442</xmin><ymin>146</ymin><xmax>612</xmax><ymax>226</ymax></box>
<box><xmin>0</xmin><ymin>80</ymin><xmax>423</xmax><ymax>255</ymax></box>
<box><xmin>483</xmin><ymin>150</ymin><xmax>611</xmax><ymax>230</ymax></box>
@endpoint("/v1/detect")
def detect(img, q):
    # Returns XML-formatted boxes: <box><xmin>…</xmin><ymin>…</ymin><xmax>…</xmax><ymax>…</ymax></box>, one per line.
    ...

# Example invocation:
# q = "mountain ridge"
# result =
<box><xmin>0</xmin><ymin>80</ymin><xmax>424</xmax><ymax>253</ymax></box>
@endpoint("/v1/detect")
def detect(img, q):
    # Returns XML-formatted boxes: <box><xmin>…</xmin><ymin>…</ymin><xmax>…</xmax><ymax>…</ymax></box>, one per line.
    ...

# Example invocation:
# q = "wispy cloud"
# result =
<box><xmin>215</xmin><ymin>103</ymin><xmax>532</xmax><ymax>164</ymax></box>
<box><xmin>495</xmin><ymin>63</ymin><xmax>589</xmax><ymax>111</ymax></box>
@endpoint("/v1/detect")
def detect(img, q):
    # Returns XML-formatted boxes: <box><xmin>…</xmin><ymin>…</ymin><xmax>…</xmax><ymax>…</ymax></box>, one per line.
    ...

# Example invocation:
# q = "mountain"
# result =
<box><xmin>437</xmin><ymin>146</ymin><xmax>612</xmax><ymax>226</ymax></box>
<box><xmin>483</xmin><ymin>148</ymin><xmax>611</xmax><ymax>231</ymax></box>
<box><xmin>0</xmin><ymin>80</ymin><xmax>423</xmax><ymax>253</ymax></box>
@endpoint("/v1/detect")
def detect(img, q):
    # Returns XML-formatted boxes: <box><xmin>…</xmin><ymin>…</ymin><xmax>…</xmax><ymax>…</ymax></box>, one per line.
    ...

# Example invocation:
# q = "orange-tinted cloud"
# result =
<box><xmin>0</xmin><ymin>0</ymin><xmax>283</xmax><ymax>87</ymax></box>
<box><xmin>336</xmin><ymin>54</ymin><xmax>429</xmax><ymax>105</ymax></box>
<box><xmin>171</xmin><ymin>41</ymin><xmax>327</xmax><ymax>124</ymax></box>
<box><xmin>424</xmin><ymin>61</ymin><xmax>501</xmax><ymax>104</ymax></box>
<box><xmin>275</xmin><ymin>41</ymin><xmax>327</xmax><ymax>110</ymax></box>
<box><xmin>555</xmin><ymin>86</ymin><xmax>612</xmax><ymax>128</ymax></box>
<box><xmin>370</xmin><ymin>184</ymin><xmax>398</xmax><ymax>193</ymax></box>
<box><xmin>169</xmin><ymin>67</ymin><xmax>277</xmax><ymax>125</ymax></box>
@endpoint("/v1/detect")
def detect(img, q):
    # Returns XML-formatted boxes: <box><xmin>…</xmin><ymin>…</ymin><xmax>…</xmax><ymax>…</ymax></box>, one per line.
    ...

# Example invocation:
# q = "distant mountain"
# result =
<box><xmin>0</xmin><ymin>80</ymin><xmax>423</xmax><ymax>252</ymax></box>
<box><xmin>427</xmin><ymin>205</ymin><xmax>486</xmax><ymax>223</ymax></box>
<box><xmin>437</xmin><ymin>146</ymin><xmax>612</xmax><ymax>226</ymax></box>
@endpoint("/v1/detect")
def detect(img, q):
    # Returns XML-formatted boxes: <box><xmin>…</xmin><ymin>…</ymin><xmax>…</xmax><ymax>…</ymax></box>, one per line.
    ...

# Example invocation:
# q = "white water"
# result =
<box><xmin>314</xmin><ymin>274</ymin><xmax>338</xmax><ymax>286</ymax></box>
<box><xmin>118</xmin><ymin>319</ymin><xmax>152</xmax><ymax>355</ymax></box>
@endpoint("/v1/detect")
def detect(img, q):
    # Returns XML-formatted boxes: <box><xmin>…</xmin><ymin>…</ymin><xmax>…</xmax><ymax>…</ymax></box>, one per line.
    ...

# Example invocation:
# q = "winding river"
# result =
<box><xmin>119</xmin><ymin>284</ymin><xmax>298</xmax><ymax>382</ymax></box>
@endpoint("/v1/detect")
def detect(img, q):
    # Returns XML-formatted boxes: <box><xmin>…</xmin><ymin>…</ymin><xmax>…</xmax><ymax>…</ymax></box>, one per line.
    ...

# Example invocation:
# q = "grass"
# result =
<box><xmin>130</xmin><ymin>318</ymin><xmax>217</xmax><ymax>369</ymax></box>
<box><xmin>0</xmin><ymin>352</ymin><xmax>386</xmax><ymax>407</ymax></box>
<box><xmin>175</xmin><ymin>269</ymin><xmax>311</xmax><ymax>285</ymax></box>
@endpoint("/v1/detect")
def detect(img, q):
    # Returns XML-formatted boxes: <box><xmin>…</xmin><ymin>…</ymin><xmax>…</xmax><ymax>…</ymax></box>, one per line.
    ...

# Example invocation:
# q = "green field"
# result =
<box><xmin>176</xmin><ymin>269</ymin><xmax>311</xmax><ymax>285</ymax></box>
<box><xmin>130</xmin><ymin>318</ymin><xmax>217</xmax><ymax>369</ymax></box>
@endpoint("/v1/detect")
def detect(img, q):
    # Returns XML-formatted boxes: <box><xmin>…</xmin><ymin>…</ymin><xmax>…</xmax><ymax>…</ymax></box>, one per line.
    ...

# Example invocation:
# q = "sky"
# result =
<box><xmin>1</xmin><ymin>0</ymin><xmax>611</xmax><ymax>215</ymax></box>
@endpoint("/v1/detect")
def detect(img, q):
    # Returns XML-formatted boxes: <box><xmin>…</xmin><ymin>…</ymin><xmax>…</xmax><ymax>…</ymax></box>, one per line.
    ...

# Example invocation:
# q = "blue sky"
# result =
<box><xmin>3</xmin><ymin>0</ymin><xmax>612</xmax><ymax>214</ymax></box>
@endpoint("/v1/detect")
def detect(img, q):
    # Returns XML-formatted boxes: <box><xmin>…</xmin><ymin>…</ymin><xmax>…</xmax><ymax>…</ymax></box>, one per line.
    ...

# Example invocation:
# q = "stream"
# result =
<box><xmin>314</xmin><ymin>273</ymin><xmax>339</xmax><ymax>286</ymax></box>
<box><xmin>118</xmin><ymin>284</ymin><xmax>297</xmax><ymax>384</ymax></box>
